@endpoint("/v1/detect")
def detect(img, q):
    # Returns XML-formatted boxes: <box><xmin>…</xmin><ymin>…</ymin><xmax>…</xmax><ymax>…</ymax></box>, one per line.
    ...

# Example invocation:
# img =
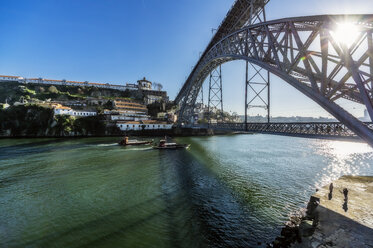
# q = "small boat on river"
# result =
<box><xmin>119</xmin><ymin>137</ymin><xmax>152</xmax><ymax>146</ymax></box>
<box><xmin>153</xmin><ymin>139</ymin><xmax>190</xmax><ymax>149</ymax></box>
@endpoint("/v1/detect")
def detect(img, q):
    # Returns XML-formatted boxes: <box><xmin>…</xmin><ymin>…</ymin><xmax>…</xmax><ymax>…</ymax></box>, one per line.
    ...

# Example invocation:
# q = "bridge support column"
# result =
<box><xmin>196</xmin><ymin>84</ymin><xmax>204</xmax><ymax>122</ymax></box>
<box><xmin>245</xmin><ymin>1</ymin><xmax>270</xmax><ymax>127</ymax></box>
<box><xmin>245</xmin><ymin>61</ymin><xmax>248</xmax><ymax>131</ymax></box>
<box><xmin>245</xmin><ymin>63</ymin><xmax>271</xmax><ymax>124</ymax></box>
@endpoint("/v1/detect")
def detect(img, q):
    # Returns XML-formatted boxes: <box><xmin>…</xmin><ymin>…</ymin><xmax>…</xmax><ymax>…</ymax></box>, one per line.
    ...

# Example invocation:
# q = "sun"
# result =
<box><xmin>331</xmin><ymin>22</ymin><xmax>361</xmax><ymax>48</ymax></box>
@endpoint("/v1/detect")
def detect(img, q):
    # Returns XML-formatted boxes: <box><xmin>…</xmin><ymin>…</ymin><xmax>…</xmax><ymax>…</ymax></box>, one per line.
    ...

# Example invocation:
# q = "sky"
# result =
<box><xmin>0</xmin><ymin>0</ymin><xmax>372</xmax><ymax>117</ymax></box>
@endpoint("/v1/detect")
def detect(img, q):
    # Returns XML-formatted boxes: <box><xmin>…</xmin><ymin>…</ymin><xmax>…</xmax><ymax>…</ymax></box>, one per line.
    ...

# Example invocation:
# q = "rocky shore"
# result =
<box><xmin>270</xmin><ymin>176</ymin><xmax>373</xmax><ymax>248</ymax></box>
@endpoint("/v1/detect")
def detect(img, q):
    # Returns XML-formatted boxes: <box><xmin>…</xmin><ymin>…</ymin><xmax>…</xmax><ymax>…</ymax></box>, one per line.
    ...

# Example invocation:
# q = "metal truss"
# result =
<box><xmin>196</xmin><ymin>84</ymin><xmax>204</xmax><ymax>106</ymax></box>
<box><xmin>176</xmin><ymin>0</ymin><xmax>269</xmax><ymax>108</ymax></box>
<box><xmin>207</xmin><ymin>65</ymin><xmax>223</xmax><ymax>123</ymax></box>
<box><xmin>245</xmin><ymin>62</ymin><xmax>270</xmax><ymax>126</ymax></box>
<box><xmin>209</xmin><ymin>122</ymin><xmax>373</xmax><ymax>140</ymax></box>
<box><xmin>176</xmin><ymin>15</ymin><xmax>373</xmax><ymax>146</ymax></box>
<box><xmin>245</xmin><ymin>2</ymin><xmax>270</xmax><ymax>127</ymax></box>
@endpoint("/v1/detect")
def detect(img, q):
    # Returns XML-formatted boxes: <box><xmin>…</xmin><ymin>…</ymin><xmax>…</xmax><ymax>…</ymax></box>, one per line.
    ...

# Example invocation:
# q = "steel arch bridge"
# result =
<box><xmin>175</xmin><ymin>11</ymin><xmax>373</xmax><ymax>146</ymax></box>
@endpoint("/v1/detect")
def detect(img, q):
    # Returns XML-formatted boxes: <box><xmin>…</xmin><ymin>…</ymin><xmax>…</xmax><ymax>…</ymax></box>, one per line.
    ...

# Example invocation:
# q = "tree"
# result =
<box><xmin>153</xmin><ymin>82</ymin><xmax>163</xmax><ymax>91</ymax></box>
<box><xmin>48</xmin><ymin>86</ymin><xmax>58</xmax><ymax>93</ymax></box>
<box><xmin>38</xmin><ymin>86</ymin><xmax>45</xmax><ymax>93</ymax></box>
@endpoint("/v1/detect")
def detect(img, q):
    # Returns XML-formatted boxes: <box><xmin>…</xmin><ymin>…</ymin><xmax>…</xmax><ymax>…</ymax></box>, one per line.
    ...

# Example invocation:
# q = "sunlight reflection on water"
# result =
<box><xmin>315</xmin><ymin>141</ymin><xmax>373</xmax><ymax>188</ymax></box>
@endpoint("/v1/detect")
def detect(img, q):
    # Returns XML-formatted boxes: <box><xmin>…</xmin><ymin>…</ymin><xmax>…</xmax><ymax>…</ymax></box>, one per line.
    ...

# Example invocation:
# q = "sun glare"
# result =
<box><xmin>331</xmin><ymin>22</ymin><xmax>361</xmax><ymax>48</ymax></box>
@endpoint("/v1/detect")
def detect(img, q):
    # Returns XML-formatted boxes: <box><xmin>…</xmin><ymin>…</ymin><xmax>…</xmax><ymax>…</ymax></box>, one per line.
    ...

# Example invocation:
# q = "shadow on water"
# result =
<box><xmin>20</xmin><ymin>194</ymin><xmax>169</xmax><ymax>247</ymax></box>
<box><xmin>158</xmin><ymin>149</ymin><xmax>262</xmax><ymax>248</ymax></box>
<box><xmin>0</xmin><ymin>138</ymin><xmax>120</xmax><ymax>161</ymax></box>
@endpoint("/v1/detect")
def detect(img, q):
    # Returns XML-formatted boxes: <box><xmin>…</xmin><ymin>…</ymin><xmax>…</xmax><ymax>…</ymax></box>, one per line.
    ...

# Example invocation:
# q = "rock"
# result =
<box><xmin>312</xmin><ymin>232</ymin><xmax>323</xmax><ymax>241</ymax></box>
<box><xmin>311</xmin><ymin>241</ymin><xmax>321</xmax><ymax>248</ymax></box>
<box><xmin>299</xmin><ymin>220</ymin><xmax>315</xmax><ymax>237</ymax></box>
<box><xmin>306</xmin><ymin>196</ymin><xmax>320</xmax><ymax>217</ymax></box>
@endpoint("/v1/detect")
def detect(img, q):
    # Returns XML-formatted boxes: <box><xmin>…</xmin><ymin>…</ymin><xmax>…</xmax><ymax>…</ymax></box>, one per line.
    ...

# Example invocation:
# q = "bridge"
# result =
<box><xmin>206</xmin><ymin>122</ymin><xmax>373</xmax><ymax>141</ymax></box>
<box><xmin>175</xmin><ymin>0</ymin><xmax>373</xmax><ymax>146</ymax></box>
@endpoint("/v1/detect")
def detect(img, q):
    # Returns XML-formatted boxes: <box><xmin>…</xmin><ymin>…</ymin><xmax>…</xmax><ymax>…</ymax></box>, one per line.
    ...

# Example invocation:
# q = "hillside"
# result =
<box><xmin>0</xmin><ymin>81</ymin><xmax>141</xmax><ymax>104</ymax></box>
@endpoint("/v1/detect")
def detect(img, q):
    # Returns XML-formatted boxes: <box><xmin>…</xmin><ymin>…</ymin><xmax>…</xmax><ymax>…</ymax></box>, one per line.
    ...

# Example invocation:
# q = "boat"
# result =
<box><xmin>119</xmin><ymin>137</ymin><xmax>152</xmax><ymax>146</ymax></box>
<box><xmin>153</xmin><ymin>140</ymin><xmax>190</xmax><ymax>149</ymax></box>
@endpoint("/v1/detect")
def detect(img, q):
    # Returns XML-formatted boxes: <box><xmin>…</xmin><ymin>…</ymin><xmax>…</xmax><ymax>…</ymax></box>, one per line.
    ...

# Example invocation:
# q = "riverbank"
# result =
<box><xmin>271</xmin><ymin>176</ymin><xmax>373</xmax><ymax>247</ymax></box>
<box><xmin>0</xmin><ymin>126</ymin><xmax>243</xmax><ymax>138</ymax></box>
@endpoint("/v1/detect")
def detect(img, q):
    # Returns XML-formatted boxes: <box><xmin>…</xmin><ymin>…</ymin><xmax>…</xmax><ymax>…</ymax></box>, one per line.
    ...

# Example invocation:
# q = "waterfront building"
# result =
<box><xmin>116</xmin><ymin>120</ymin><xmax>173</xmax><ymax>131</ymax></box>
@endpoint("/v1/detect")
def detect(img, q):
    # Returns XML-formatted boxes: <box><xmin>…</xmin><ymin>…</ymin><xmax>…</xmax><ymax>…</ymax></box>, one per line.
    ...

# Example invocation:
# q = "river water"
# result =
<box><xmin>1</xmin><ymin>135</ymin><xmax>373</xmax><ymax>247</ymax></box>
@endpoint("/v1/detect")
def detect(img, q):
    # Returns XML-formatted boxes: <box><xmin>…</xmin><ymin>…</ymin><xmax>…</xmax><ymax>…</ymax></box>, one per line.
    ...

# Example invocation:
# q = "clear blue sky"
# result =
<box><xmin>0</xmin><ymin>0</ymin><xmax>372</xmax><ymax>117</ymax></box>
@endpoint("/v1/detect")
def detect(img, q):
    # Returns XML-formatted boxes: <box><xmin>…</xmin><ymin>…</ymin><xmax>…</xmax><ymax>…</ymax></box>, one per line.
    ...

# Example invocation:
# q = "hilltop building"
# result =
<box><xmin>0</xmin><ymin>75</ymin><xmax>169</xmax><ymax>105</ymax></box>
<box><xmin>137</xmin><ymin>77</ymin><xmax>169</xmax><ymax>104</ymax></box>
<box><xmin>0</xmin><ymin>75</ymin><xmax>137</xmax><ymax>91</ymax></box>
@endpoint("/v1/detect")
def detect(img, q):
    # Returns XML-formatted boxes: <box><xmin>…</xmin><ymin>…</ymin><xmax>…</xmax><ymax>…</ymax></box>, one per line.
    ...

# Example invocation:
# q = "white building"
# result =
<box><xmin>0</xmin><ymin>75</ymin><xmax>22</xmax><ymax>81</ymax></box>
<box><xmin>116</xmin><ymin>121</ymin><xmax>173</xmax><ymax>131</ymax></box>
<box><xmin>111</xmin><ymin>114</ymin><xmax>149</xmax><ymax>121</ymax></box>
<box><xmin>53</xmin><ymin>104</ymin><xmax>97</xmax><ymax>117</ymax></box>
<box><xmin>0</xmin><ymin>74</ymin><xmax>136</xmax><ymax>91</ymax></box>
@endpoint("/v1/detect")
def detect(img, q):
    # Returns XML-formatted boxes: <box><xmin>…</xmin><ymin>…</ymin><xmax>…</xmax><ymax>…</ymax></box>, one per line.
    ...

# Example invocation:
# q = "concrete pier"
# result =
<box><xmin>272</xmin><ymin>176</ymin><xmax>373</xmax><ymax>247</ymax></box>
<box><xmin>298</xmin><ymin>176</ymin><xmax>373</xmax><ymax>247</ymax></box>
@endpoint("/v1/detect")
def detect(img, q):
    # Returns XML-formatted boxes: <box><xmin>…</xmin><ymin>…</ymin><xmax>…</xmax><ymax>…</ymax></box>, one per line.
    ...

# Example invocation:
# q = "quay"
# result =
<box><xmin>273</xmin><ymin>176</ymin><xmax>373</xmax><ymax>247</ymax></box>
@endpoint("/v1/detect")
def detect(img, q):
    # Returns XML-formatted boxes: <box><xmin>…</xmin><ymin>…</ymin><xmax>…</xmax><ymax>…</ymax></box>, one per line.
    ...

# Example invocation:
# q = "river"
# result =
<box><xmin>1</xmin><ymin>135</ymin><xmax>372</xmax><ymax>247</ymax></box>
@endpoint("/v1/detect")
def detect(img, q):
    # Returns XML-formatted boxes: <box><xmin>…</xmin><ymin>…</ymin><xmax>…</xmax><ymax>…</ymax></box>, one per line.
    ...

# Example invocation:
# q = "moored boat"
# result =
<box><xmin>153</xmin><ymin>139</ymin><xmax>190</xmax><ymax>149</ymax></box>
<box><xmin>119</xmin><ymin>137</ymin><xmax>152</xmax><ymax>146</ymax></box>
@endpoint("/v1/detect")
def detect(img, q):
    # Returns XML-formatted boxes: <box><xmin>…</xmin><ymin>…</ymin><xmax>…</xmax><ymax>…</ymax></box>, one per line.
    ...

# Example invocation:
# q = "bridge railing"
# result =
<box><xmin>203</xmin><ymin>122</ymin><xmax>373</xmax><ymax>138</ymax></box>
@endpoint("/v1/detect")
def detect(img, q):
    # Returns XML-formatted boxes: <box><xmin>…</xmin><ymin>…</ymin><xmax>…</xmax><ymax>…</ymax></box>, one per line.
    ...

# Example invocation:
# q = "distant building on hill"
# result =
<box><xmin>103</xmin><ymin>99</ymin><xmax>150</xmax><ymax>122</ymax></box>
<box><xmin>137</xmin><ymin>77</ymin><xmax>168</xmax><ymax>104</ymax></box>
<box><xmin>137</xmin><ymin>77</ymin><xmax>152</xmax><ymax>90</ymax></box>
<box><xmin>113</xmin><ymin>99</ymin><xmax>148</xmax><ymax>114</ymax></box>
<box><xmin>0</xmin><ymin>75</ymin><xmax>169</xmax><ymax>104</ymax></box>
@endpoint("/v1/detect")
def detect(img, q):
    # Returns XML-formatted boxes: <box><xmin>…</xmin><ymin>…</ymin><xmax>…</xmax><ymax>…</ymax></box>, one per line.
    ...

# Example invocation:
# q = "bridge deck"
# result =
<box><xmin>195</xmin><ymin>122</ymin><xmax>373</xmax><ymax>141</ymax></box>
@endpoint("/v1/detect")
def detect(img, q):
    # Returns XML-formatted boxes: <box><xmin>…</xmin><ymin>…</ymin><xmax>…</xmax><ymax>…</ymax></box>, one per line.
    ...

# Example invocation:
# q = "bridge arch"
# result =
<box><xmin>177</xmin><ymin>15</ymin><xmax>373</xmax><ymax>145</ymax></box>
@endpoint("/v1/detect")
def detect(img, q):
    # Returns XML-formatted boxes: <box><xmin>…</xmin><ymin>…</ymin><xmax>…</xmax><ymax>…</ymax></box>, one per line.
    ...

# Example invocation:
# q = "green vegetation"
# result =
<box><xmin>0</xmin><ymin>105</ymin><xmax>54</xmax><ymax>136</ymax></box>
<box><xmin>0</xmin><ymin>81</ymin><xmax>140</xmax><ymax>104</ymax></box>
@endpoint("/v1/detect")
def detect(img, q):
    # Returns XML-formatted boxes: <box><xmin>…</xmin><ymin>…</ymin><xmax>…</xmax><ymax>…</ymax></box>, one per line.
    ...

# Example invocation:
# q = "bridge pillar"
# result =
<box><xmin>245</xmin><ymin>1</ymin><xmax>270</xmax><ymax>129</ymax></box>
<box><xmin>245</xmin><ymin>62</ymin><xmax>271</xmax><ymax>124</ymax></box>
<box><xmin>208</xmin><ymin>65</ymin><xmax>224</xmax><ymax>124</ymax></box>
